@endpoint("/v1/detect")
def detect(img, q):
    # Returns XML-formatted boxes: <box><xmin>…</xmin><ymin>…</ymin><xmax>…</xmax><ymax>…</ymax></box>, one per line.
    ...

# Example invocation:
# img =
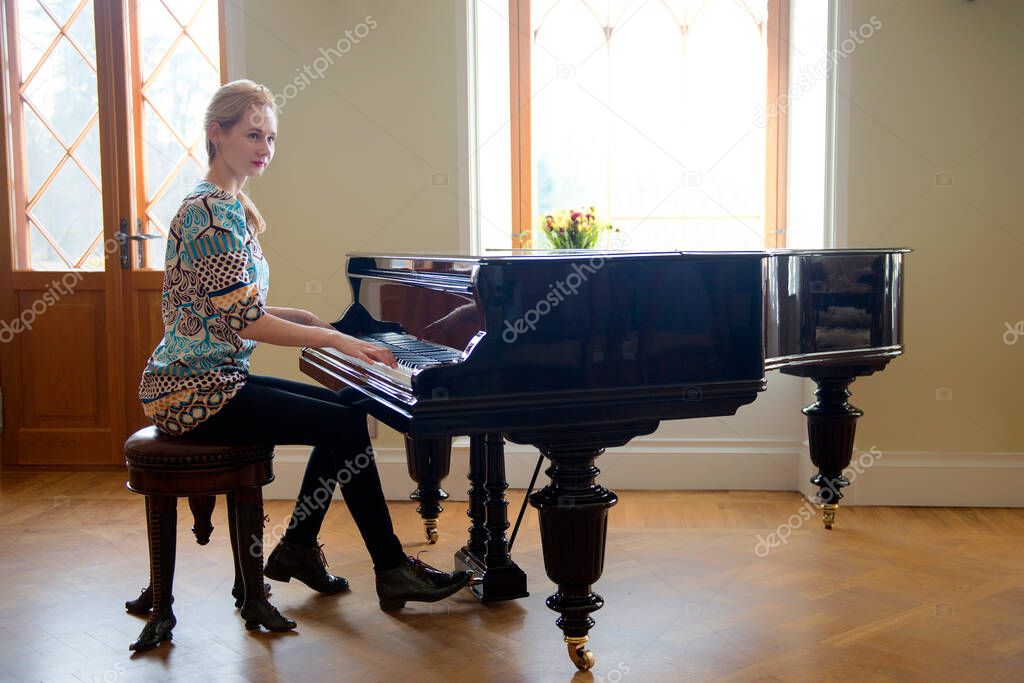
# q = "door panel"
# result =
<box><xmin>8</xmin><ymin>273</ymin><xmax>115</xmax><ymax>463</ymax></box>
<box><xmin>22</xmin><ymin>297</ymin><xmax>102</xmax><ymax>420</ymax></box>
<box><xmin>0</xmin><ymin>272</ymin><xmax>122</xmax><ymax>464</ymax></box>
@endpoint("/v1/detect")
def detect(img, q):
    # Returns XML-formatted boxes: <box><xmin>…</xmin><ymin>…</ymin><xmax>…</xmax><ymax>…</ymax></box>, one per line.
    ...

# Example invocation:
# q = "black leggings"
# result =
<box><xmin>180</xmin><ymin>374</ymin><xmax>406</xmax><ymax>571</ymax></box>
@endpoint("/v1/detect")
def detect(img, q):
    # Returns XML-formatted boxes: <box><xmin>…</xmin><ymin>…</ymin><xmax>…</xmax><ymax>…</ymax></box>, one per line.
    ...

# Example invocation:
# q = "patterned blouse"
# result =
<box><xmin>139</xmin><ymin>180</ymin><xmax>270</xmax><ymax>435</ymax></box>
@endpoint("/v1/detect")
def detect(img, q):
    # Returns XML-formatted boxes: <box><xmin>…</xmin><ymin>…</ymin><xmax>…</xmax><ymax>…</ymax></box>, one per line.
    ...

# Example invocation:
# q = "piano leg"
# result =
<box><xmin>404</xmin><ymin>435</ymin><xmax>451</xmax><ymax>543</ymax></box>
<box><xmin>509</xmin><ymin>423</ymin><xmax>656</xmax><ymax>670</ymax></box>
<box><xmin>465</xmin><ymin>435</ymin><xmax>488</xmax><ymax>557</ymax></box>
<box><xmin>803</xmin><ymin>375</ymin><xmax>862</xmax><ymax>529</ymax></box>
<box><xmin>529</xmin><ymin>442</ymin><xmax>619</xmax><ymax>672</ymax></box>
<box><xmin>455</xmin><ymin>434</ymin><xmax>529</xmax><ymax>601</ymax></box>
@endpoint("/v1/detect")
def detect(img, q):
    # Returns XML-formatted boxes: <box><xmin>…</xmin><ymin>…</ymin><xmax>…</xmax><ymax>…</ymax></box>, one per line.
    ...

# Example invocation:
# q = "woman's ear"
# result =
<box><xmin>207</xmin><ymin>121</ymin><xmax>221</xmax><ymax>153</ymax></box>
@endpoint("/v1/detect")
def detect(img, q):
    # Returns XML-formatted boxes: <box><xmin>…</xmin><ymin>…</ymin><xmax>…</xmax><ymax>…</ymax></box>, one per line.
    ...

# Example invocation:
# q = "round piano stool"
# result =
<box><xmin>122</xmin><ymin>426</ymin><xmax>287</xmax><ymax>652</ymax></box>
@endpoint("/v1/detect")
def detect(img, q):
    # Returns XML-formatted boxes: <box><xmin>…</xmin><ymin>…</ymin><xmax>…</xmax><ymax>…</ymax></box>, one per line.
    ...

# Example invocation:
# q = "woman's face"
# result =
<box><xmin>210</xmin><ymin>104</ymin><xmax>277</xmax><ymax>181</ymax></box>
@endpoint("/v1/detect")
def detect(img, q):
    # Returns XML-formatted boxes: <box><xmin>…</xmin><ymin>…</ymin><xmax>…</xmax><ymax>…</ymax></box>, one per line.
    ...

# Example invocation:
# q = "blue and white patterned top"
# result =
<box><xmin>139</xmin><ymin>180</ymin><xmax>269</xmax><ymax>435</ymax></box>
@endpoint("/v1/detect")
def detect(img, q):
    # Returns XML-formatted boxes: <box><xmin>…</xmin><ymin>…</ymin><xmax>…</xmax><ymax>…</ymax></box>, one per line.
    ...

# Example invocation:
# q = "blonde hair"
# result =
<box><xmin>203</xmin><ymin>79</ymin><xmax>279</xmax><ymax>234</ymax></box>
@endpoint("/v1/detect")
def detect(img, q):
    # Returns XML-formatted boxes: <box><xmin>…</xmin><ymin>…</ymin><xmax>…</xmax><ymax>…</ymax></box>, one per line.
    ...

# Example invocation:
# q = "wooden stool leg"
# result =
<box><xmin>130</xmin><ymin>495</ymin><xmax>178</xmax><ymax>651</ymax></box>
<box><xmin>232</xmin><ymin>487</ymin><xmax>295</xmax><ymax>632</ymax></box>
<box><xmin>188</xmin><ymin>495</ymin><xmax>216</xmax><ymax>544</ymax></box>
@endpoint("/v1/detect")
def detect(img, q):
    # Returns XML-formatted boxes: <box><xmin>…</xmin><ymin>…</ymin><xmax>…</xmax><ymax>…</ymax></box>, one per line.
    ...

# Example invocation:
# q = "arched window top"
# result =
<box><xmin>534</xmin><ymin>0</ymin><xmax>766</xmax><ymax>40</ymax></box>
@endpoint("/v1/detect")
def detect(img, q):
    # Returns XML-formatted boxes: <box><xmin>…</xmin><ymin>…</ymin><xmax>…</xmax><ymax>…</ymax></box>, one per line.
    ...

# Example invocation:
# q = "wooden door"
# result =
<box><xmin>0</xmin><ymin>0</ymin><xmax>225</xmax><ymax>465</ymax></box>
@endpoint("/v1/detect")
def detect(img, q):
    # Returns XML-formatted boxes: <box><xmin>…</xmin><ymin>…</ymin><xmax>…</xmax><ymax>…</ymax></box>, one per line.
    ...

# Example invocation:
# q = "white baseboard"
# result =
<box><xmin>794</xmin><ymin>447</ymin><xmax>1024</xmax><ymax>508</ymax></box>
<box><xmin>839</xmin><ymin>451</ymin><xmax>1024</xmax><ymax>508</ymax></box>
<box><xmin>262</xmin><ymin>440</ymin><xmax>1024</xmax><ymax>508</ymax></box>
<box><xmin>264</xmin><ymin>437</ymin><xmax>804</xmax><ymax>501</ymax></box>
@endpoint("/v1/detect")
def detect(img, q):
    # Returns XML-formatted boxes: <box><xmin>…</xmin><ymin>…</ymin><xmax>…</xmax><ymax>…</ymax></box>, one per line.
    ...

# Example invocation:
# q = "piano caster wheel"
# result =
<box><xmin>424</xmin><ymin>518</ymin><xmax>439</xmax><ymax>544</ymax></box>
<box><xmin>822</xmin><ymin>503</ymin><xmax>838</xmax><ymax>530</ymax></box>
<box><xmin>566</xmin><ymin>636</ymin><xmax>595</xmax><ymax>671</ymax></box>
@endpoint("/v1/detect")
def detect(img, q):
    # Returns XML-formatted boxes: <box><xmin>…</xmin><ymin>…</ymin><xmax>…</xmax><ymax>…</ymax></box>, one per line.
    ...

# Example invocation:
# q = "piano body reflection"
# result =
<box><xmin>300</xmin><ymin>249</ymin><xmax>907</xmax><ymax>671</ymax></box>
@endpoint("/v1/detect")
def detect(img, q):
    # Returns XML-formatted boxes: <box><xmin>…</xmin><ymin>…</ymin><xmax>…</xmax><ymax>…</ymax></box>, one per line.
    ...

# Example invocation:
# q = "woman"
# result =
<box><xmin>138</xmin><ymin>79</ymin><xmax>469</xmax><ymax>639</ymax></box>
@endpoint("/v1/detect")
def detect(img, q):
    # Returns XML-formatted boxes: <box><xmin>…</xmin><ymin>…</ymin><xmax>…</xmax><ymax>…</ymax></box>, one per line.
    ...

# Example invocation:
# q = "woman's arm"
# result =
<box><xmin>264</xmin><ymin>306</ymin><xmax>333</xmax><ymax>329</ymax></box>
<box><xmin>238</xmin><ymin>313</ymin><xmax>396</xmax><ymax>367</ymax></box>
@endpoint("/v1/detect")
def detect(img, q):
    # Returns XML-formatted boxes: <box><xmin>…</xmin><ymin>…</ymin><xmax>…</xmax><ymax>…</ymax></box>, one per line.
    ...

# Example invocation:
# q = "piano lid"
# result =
<box><xmin>349</xmin><ymin>249</ymin><xmax>769</xmax><ymax>261</ymax></box>
<box><xmin>769</xmin><ymin>248</ymin><xmax>911</xmax><ymax>256</ymax></box>
<box><xmin>349</xmin><ymin>248</ymin><xmax>911</xmax><ymax>262</ymax></box>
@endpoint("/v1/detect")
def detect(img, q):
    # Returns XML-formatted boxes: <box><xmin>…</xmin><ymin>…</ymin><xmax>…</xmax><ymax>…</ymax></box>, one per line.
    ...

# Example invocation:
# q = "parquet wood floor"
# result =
<box><xmin>1</xmin><ymin>470</ymin><xmax>1022</xmax><ymax>682</ymax></box>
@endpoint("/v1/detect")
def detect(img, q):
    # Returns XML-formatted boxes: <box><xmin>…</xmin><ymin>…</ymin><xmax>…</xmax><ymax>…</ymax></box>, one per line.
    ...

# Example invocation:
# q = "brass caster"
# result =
<box><xmin>424</xmin><ymin>518</ymin><xmax>439</xmax><ymax>544</ymax></box>
<box><xmin>565</xmin><ymin>635</ymin><xmax>595</xmax><ymax>671</ymax></box>
<box><xmin>822</xmin><ymin>503</ymin><xmax>838</xmax><ymax>530</ymax></box>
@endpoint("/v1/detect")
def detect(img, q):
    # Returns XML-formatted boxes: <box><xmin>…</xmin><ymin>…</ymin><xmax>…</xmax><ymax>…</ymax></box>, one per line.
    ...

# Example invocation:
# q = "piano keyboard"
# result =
<box><xmin>362</xmin><ymin>332</ymin><xmax>463</xmax><ymax>367</ymax></box>
<box><xmin>319</xmin><ymin>332</ymin><xmax>462</xmax><ymax>389</ymax></box>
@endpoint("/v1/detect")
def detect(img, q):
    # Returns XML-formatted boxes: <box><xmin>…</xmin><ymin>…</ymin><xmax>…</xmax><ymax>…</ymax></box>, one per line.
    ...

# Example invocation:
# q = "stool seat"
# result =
<box><xmin>126</xmin><ymin>426</ymin><xmax>273</xmax><ymax>466</ymax></box>
<box><xmin>125</xmin><ymin>426</ymin><xmax>274</xmax><ymax>497</ymax></box>
<box><xmin>123</xmin><ymin>425</ymin><xmax>286</xmax><ymax>651</ymax></box>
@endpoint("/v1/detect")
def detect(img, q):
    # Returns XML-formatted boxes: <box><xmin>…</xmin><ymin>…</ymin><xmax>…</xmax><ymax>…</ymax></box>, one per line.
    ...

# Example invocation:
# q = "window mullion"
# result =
<box><xmin>509</xmin><ymin>0</ymin><xmax>531</xmax><ymax>248</ymax></box>
<box><xmin>127</xmin><ymin>0</ymin><xmax>148</xmax><ymax>263</ymax></box>
<box><xmin>765</xmin><ymin>0</ymin><xmax>789</xmax><ymax>248</ymax></box>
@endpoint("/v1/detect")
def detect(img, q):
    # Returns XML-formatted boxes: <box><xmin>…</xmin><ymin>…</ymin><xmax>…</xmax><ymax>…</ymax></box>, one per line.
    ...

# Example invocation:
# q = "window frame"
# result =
<box><xmin>507</xmin><ymin>0</ymin><xmax>791</xmax><ymax>249</ymax></box>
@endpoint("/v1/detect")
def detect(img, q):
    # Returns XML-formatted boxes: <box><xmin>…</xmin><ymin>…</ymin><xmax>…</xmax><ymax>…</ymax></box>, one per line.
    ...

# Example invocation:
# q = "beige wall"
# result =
<box><xmin>841</xmin><ymin>0</ymin><xmax>1024</xmax><ymax>455</ymax></box>
<box><xmin>227</xmin><ymin>0</ymin><xmax>463</xmax><ymax>447</ymax></box>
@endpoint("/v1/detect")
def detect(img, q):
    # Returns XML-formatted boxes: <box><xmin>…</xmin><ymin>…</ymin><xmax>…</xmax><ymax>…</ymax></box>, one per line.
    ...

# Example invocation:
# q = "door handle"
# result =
<box><xmin>117</xmin><ymin>218</ymin><xmax>164</xmax><ymax>269</ymax></box>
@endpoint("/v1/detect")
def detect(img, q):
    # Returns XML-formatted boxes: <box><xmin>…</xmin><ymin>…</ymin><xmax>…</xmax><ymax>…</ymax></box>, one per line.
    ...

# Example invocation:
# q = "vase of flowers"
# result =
<box><xmin>537</xmin><ymin>206</ymin><xmax>616</xmax><ymax>249</ymax></box>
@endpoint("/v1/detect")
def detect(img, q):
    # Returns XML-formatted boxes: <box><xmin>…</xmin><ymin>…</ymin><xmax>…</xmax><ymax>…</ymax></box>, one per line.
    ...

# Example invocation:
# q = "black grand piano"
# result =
<box><xmin>300</xmin><ymin>249</ymin><xmax>907</xmax><ymax>671</ymax></box>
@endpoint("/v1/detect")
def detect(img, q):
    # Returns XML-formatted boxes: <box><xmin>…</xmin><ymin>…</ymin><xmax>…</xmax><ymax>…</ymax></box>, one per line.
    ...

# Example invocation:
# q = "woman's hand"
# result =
<box><xmin>327</xmin><ymin>331</ymin><xmax>398</xmax><ymax>368</ymax></box>
<box><xmin>238</xmin><ymin>314</ymin><xmax>395</xmax><ymax>368</ymax></box>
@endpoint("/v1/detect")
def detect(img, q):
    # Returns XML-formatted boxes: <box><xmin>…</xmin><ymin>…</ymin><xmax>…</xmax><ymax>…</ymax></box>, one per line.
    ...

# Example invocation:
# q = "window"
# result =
<box><xmin>130</xmin><ymin>0</ymin><xmax>223</xmax><ymax>267</ymax></box>
<box><xmin>1</xmin><ymin>0</ymin><xmax>224</xmax><ymax>271</ymax></box>
<box><xmin>4</xmin><ymin>0</ymin><xmax>103</xmax><ymax>270</ymax></box>
<box><xmin>492</xmin><ymin>0</ymin><xmax>789</xmax><ymax>251</ymax></box>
